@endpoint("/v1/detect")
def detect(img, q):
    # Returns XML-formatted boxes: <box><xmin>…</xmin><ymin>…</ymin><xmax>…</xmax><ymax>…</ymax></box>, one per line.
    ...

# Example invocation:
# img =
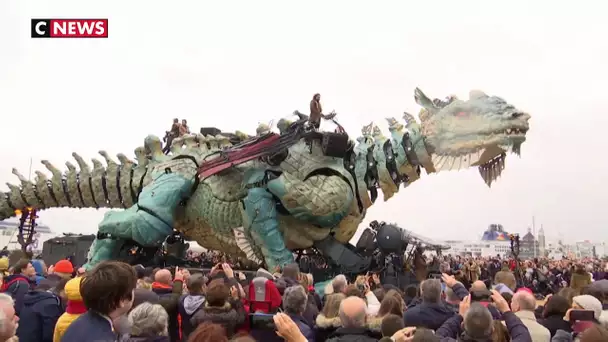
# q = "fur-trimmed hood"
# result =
<box><xmin>202</xmin><ymin>302</ymin><xmax>232</xmax><ymax>314</ymax></box>
<box><xmin>316</xmin><ymin>314</ymin><xmax>342</xmax><ymax>329</ymax></box>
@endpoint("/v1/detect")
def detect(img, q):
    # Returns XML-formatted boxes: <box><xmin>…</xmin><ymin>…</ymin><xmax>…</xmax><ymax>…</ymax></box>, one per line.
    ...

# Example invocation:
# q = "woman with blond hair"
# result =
<box><xmin>315</xmin><ymin>293</ymin><xmax>345</xmax><ymax>341</ymax></box>
<box><xmin>299</xmin><ymin>273</ymin><xmax>321</xmax><ymax>311</ymax></box>
<box><xmin>367</xmin><ymin>296</ymin><xmax>404</xmax><ymax>333</ymax></box>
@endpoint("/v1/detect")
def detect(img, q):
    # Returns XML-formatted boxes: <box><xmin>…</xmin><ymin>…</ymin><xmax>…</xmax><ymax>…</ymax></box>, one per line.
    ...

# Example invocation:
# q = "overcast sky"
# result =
<box><xmin>0</xmin><ymin>1</ymin><xmax>606</xmax><ymax>244</ymax></box>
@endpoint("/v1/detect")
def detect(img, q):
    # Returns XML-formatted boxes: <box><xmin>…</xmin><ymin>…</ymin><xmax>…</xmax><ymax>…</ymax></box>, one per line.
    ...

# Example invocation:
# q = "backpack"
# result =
<box><xmin>0</xmin><ymin>277</ymin><xmax>26</xmax><ymax>293</ymax></box>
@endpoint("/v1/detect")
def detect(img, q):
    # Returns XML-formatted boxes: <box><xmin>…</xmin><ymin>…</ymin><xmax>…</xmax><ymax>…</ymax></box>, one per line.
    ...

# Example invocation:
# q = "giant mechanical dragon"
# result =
<box><xmin>0</xmin><ymin>88</ymin><xmax>530</xmax><ymax>271</ymax></box>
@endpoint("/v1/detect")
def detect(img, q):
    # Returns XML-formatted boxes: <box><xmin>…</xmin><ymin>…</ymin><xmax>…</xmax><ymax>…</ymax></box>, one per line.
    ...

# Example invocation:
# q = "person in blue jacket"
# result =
<box><xmin>16</xmin><ymin>279</ymin><xmax>68</xmax><ymax>342</ymax></box>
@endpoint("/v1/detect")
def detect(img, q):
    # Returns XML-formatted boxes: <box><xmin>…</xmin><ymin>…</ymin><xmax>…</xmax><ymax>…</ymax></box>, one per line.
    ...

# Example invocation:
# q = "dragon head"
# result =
<box><xmin>415</xmin><ymin>88</ymin><xmax>530</xmax><ymax>186</ymax></box>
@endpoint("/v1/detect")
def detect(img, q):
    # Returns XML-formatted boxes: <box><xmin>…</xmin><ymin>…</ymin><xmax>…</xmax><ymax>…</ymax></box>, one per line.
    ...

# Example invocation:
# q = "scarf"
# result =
<box><xmin>66</xmin><ymin>300</ymin><xmax>87</xmax><ymax>314</ymax></box>
<box><xmin>152</xmin><ymin>282</ymin><xmax>172</xmax><ymax>290</ymax></box>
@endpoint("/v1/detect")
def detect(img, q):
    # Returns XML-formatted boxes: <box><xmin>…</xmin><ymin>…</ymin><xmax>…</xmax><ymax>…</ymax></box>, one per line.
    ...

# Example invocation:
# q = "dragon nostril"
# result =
<box><xmin>511</xmin><ymin>112</ymin><xmax>523</xmax><ymax>119</ymax></box>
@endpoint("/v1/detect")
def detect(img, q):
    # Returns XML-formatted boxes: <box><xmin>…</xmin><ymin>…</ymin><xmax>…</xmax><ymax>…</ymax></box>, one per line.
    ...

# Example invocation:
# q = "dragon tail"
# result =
<box><xmin>0</xmin><ymin>148</ymin><xmax>150</xmax><ymax>221</ymax></box>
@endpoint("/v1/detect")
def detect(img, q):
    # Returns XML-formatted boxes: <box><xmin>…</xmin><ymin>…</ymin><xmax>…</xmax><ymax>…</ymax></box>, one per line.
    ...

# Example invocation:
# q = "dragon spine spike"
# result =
<box><xmin>143</xmin><ymin>135</ymin><xmax>164</xmax><ymax>161</ymax></box>
<box><xmin>41</xmin><ymin>160</ymin><xmax>71</xmax><ymax>207</ymax></box>
<box><xmin>71</xmin><ymin>153</ymin><xmax>96</xmax><ymax>208</ymax></box>
<box><xmin>183</xmin><ymin>134</ymin><xmax>198</xmax><ymax>149</ymax></box>
<box><xmin>99</xmin><ymin>150</ymin><xmax>118</xmax><ymax>166</ymax></box>
<box><xmin>34</xmin><ymin>170</ymin><xmax>47</xmax><ymax>181</ymax></box>
<box><xmin>207</xmin><ymin>135</ymin><xmax>219</xmax><ymax>151</ymax></box>
<box><xmin>34</xmin><ymin>170</ymin><xmax>59</xmax><ymax>208</ymax></box>
<box><xmin>402</xmin><ymin>112</ymin><xmax>416</xmax><ymax>125</ymax></box>
<box><xmin>170</xmin><ymin>137</ymin><xmax>184</xmax><ymax>154</ymax></box>
<box><xmin>11</xmin><ymin>168</ymin><xmax>27</xmax><ymax>183</ymax></box>
<box><xmin>11</xmin><ymin>168</ymin><xmax>44</xmax><ymax>209</ymax></box>
<box><xmin>134</xmin><ymin>147</ymin><xmax>148</xmax><ymax>166</ymax></box>
<box><xmin>90</xmin><ymin>158</ymin><xmax>109</xmax><ymax>208</ymax></box>
<box><xmin>65</xmin><ymin>161</ymin><xmax>76</xmax><ymax>172</ymax></box>
<box><xmin>116</xmin><ymin>153</ymin><xmax>134</xmax><ymax>166</ymax></box>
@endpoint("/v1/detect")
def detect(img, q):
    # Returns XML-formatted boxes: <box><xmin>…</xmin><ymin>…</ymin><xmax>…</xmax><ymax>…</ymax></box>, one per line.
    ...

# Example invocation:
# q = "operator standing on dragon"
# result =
<box><xmin>309</xmin><ymin>93</ymin><xmax>324</xmax><ymax>129</ymax></box>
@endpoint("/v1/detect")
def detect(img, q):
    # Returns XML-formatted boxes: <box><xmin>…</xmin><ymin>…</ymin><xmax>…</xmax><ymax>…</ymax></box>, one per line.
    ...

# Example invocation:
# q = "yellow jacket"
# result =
<box><xmin>53</xmin><ymin>277</ymin><xmax>85</xmax><ymax>342</ymax></box>
<box><xmin>53</xmin><ymin>312</ymin><xmax>83</xmax><ymax>342</ymax></box>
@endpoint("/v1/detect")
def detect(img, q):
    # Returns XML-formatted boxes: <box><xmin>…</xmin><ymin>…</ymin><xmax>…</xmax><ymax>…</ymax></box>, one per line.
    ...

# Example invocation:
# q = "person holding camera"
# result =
<box><xmin>435</xmin><ymin>291</ymin><xmax>532</xmax><ymax>342</ymax></box>
<box><xmin>191</xmin><ymin>263</ymin><xmax>246</xmax><ymax>338</ymax></box>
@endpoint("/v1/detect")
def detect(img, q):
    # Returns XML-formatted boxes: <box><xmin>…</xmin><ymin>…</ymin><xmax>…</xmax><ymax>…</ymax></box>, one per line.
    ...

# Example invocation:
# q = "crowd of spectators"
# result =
<box><xmin>0</xmin><ymin>253</ymin><xmax>606</xmax><ymax>341</ymax></box>
<box><xmin>185</xmin><ymin>250</ymin><xmax>259</xmax><ymax>271</ymax></box>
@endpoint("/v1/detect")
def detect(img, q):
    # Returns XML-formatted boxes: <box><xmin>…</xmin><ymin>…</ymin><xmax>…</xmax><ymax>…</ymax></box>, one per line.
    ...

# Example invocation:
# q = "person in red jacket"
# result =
<box><xmin>248</xmin><ymin>271</ymin><xmax>282</xmax><ymax>313</ymax></box>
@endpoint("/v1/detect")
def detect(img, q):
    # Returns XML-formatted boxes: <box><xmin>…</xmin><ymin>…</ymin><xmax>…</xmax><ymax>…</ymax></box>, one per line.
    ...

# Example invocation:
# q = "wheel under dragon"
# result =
<box><xmin>0</xmin><ymin>88</ymin><xmax>531</xmax><ymax>271</ymax></box>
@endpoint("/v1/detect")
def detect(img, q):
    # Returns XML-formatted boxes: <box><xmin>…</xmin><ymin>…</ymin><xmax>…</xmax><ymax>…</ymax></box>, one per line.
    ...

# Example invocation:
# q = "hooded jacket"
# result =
<box><xmin>31</xmin><ymin>260</ymin><xmax>46</xmax><ymax>285</ymax></box>
<box><xmin>315</xmin><ymin>314</ymin><xmax>342</xmax><ymax>342</ymax></box>
<box><xmin>177</xmin><ymin>294</ymin><xmax>205</xmax><ymax>340</ymax></box>
<box><xmin>0</xmin><ymin>256</ymin><xmax>9</xmax><ymax>275</ymax></box>
<box><xmin>16</xmin><ymin>289</ymin><xmax>64</xmax><ymax>342</ymax></box>
<box><xmin>54</xmin><ymin>277</ymin><xmax>86</xmax><ymax>342</ymax></box>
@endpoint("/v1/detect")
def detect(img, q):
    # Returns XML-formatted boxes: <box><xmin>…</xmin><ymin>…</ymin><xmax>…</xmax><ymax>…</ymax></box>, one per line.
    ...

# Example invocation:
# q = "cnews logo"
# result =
<box><xmin>31</xmin><ymin>19</ymin><xmax>108</xmax><ymax>38</ymax></box>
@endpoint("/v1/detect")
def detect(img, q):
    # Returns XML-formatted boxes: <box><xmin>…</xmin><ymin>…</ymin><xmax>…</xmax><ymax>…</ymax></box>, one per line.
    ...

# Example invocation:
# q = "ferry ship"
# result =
<box><xmin>0</xmin><ymin>219</ymin><xmax>58</xmax><ymax>252</ymax></box>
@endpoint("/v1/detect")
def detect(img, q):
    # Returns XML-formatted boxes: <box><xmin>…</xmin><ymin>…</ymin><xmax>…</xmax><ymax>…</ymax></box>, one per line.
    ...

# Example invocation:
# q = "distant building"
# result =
<box><xmin>443</xmin><ymin>240</ymin><xmax>511</xmax><ymax>258</ymax></box>
<box><xmin>519</xmin><ymin>228</ymin><xmax>540</xmax><ymax>260</ymax></box>
<box><xmin>0</xmin><ymin>219</ymin><xmax>57</xmax><ymax>252</ymax></box>
<box><xmin>573</xmin><ymin>240</ymin><xmax>608</xmax><ymax>258</ymax></box>
<box><xmin>595</xmin><ymin>242</ymin><xmax>608</xmax><ymax>258</ymax></box>
<box><xmin>538</xmin><ymin>226</ymin><xmax>546</xmax><ymax>257</ymax></box>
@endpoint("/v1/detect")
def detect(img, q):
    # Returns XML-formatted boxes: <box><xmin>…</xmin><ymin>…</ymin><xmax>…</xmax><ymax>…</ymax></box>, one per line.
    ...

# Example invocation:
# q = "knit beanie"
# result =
<box><xmin>54</xmin><ymin>259</ymin><xmax>74</xmax><ymax>274</ymax></box>
<box><xmin>573</xmin><ymin>294</ymin><xmax>602</xmax><ymax>320</ymax></box>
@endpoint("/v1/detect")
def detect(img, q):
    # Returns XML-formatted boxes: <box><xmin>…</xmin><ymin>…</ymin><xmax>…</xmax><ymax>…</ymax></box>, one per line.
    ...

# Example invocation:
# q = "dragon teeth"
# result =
<box><xmin>478</xmin><ymin>152</ymin><xmax>506</xmax><ymax>187</ymax></box>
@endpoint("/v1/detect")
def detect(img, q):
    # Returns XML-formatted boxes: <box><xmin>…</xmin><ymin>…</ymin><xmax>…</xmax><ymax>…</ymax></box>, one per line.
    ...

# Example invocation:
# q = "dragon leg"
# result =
<box><xmin>241</xmin><ymin>184</ymin><xmax>294</xmax><ymax>271</ymax></box>
<box><xmin>85</xmin><ymin>159</ymin><xmax>197</xmax><ymax>269</ymax></box>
